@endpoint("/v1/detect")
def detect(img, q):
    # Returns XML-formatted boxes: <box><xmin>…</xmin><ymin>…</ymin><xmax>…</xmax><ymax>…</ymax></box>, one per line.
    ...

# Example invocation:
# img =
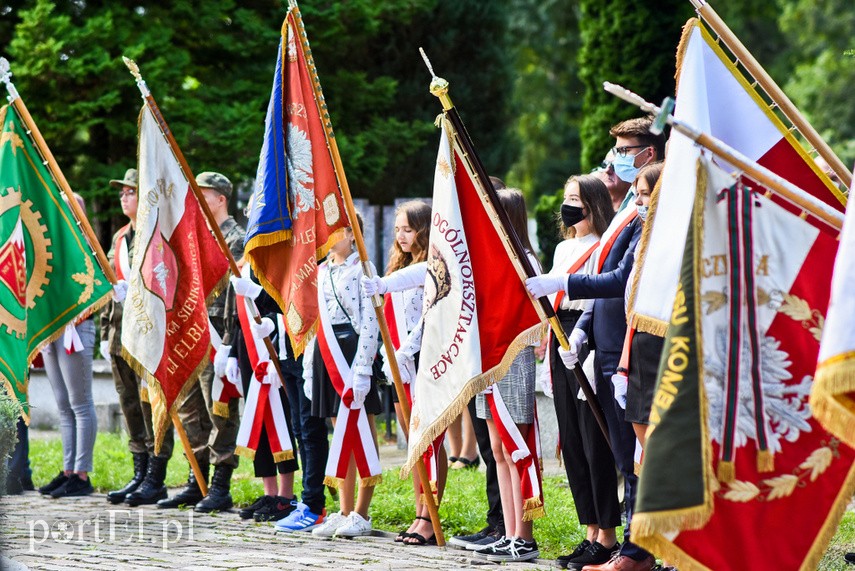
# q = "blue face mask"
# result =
<box><xmin>612</xmin><ymin>149</ymin><xmax>648</xmax><ymax>183</ymax></box>
<box><xmin>636</xmin><ymin>204</ymin><xmax>649</xmax><ymax>221</ymax></box>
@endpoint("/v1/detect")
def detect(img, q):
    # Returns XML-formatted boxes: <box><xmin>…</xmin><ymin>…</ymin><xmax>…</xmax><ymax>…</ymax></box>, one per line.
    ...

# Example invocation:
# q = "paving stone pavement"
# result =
<box><xmin>0</xmin><ymin>492</ymin><xmax>556</xmax><ymax>570</ymax></box>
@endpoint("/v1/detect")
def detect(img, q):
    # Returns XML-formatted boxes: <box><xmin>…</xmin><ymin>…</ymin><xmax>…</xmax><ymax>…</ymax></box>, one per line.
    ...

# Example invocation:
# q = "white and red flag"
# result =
<box><xmin>121</xmin><ymin>105</ymin><xmax>229</xmax><ymax>452</ymax></box>
<box><xmin>627</xmin><ymin>18</ymin><xmax>846</xmax><ymax>337</ymax></box>
<box><xmin>403</xmin><ymin>120</ymin><xmax>545</xmax><ymax>516</ymax></box>
<box><xmin>813</xmin><ymin>170</ymin><xmax>855</xmax><ymax>448</ymax></box>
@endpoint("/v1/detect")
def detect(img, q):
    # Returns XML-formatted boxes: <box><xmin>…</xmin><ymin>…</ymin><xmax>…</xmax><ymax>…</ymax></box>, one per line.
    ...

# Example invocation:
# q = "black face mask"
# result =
<box><xmin>560</xmin><ymin>204</ymin><xmax>586</xmax><ymax>227</ymax></box>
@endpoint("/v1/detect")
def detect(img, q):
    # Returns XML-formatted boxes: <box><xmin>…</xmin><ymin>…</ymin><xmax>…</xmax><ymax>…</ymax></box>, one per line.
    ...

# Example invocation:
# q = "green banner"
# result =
<box><xmin>632</xmin><ymin>161</ymin><xmax>715</xmax><ymax>545</ymax></box>
<box><xmin>0</xmin><ymin>104</ymin><xmax>112</xmax><ymax>421</ymax></box>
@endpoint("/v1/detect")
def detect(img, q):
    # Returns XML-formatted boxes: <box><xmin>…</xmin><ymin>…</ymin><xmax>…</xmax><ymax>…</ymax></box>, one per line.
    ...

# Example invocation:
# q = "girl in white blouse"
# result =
<box><xmin>302</xmin><ymin>214</ymin><xmax>382</xmax><ymax>538</ymax></box>
<box><xmin>362</xmin><ymin>200</ymin><xmax>439</xmax><ymax>545</ymax></box>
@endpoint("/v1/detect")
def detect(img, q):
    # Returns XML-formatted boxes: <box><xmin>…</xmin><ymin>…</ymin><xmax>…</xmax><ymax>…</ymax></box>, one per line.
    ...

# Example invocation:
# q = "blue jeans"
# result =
<box><xmin>281</xmin><ymin>356</ymin><xmax>328</xmax><ymax>514</ymax></box>
<box><xmin>9</xmin><ymin>417</ymin><xmax>31</xmax><ymax>483</ymax></box>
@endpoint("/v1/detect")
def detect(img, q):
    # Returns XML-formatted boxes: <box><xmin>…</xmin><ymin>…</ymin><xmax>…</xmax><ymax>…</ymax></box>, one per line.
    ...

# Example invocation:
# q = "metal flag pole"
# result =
<box><xmin>286</xmin><ymin>2</ymin><xmax>445</xmax><ymax>546</ymax></box>
<box><xmin>689</xmin><ymin>0</ymin><xmax>852</xmax><ymax>190</ymax></box>
<box><xmin>122</xmin><ymin>56</ymin><xmax>291</xmax><ymax>497</ymax></box>
<box><xmin>0</xmin><ymin>57</ymin><xmax>117</xmax><ymax>285</ymax></box>
<box><xmin>420</xmin><ymin>49</ymin><xmax>613</xmax><ymax>452</ymax></box>
<box><xmin>603</xmin><ymin>82</ymin><xmax>845</xmax><ymax>232</ymax></box>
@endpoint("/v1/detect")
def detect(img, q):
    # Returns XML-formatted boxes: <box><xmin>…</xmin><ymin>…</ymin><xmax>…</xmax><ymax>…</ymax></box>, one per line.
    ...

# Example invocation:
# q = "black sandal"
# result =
<box><xmin>395</xmin><ymin>529</ymin><xmax>412</xmax><ymax>542</ymax></box>
<box><xmin>457</xmin><ymin>456</ymin><xmax>481</xmax><ymax>469</ymax></box>
<box><xmin>448</xmin><ymin>456</ymin><xmax>459</xmax><ymax>465</ymax></box>
<box><xmin>415</xmin><ymin>515</ymin><xmax>432</xmax><ymax>523</ymax></box>
<box><xmin>404</xmin><ymin>532</ymin><xmax>437</xmax><ymax>546</ymax></box>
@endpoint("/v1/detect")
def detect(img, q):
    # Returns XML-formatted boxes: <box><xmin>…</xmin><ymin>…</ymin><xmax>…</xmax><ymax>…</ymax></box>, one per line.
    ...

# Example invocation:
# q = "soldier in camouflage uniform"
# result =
<box><xmin>158</xmin><ymin>172</ymin><xmax>245</xmax><ymax>512</ymax></box>
<box><xmin>102</xmin><ymin>168</ymin><xmax>175</xmax><ymax>506</ymax></box>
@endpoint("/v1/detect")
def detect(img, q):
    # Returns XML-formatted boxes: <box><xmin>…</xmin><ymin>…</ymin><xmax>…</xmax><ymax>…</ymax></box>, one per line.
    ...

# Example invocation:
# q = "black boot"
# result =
<box><xmin>194</xmin><ymin>464</ymin><xmax>233</xmax><ymax>513</ymax></box>
<box><xmin>107</xmin><ymin>452</ymin><xmax>148</xmax><ymax>504</ymax></box>
<box><xmin>157</xmin><ymin>463</ymin><xmax>208</xmax><ymax>509</ymax></box>
<box><xmin>125</xmin><ymin>455</ymin><xmax>168</xmax><ymax>506</ymax></box>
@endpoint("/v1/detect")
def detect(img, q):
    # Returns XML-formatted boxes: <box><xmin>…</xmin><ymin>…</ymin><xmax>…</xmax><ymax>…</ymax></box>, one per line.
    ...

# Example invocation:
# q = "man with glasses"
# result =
<box><xmin>102</xmin><ymin>168</ymin><xmax>175</xmax><ymax>506</ymax></box>
<box><xmin>594</xmin><ymin>118</ymin><xmax>663</xmax><ymax>213</ymax></box>
<box><xmin>527</xmin><ymin>117</ymin><xmax>665</xmax><ymax>571</ymax></box>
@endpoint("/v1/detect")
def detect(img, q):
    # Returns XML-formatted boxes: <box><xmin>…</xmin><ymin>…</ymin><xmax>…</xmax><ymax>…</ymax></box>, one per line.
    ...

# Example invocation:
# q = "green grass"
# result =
<box><xmin>29</xmin><ymin>432</ymin><xmax>855</xmax><ymax>566</ymax></box>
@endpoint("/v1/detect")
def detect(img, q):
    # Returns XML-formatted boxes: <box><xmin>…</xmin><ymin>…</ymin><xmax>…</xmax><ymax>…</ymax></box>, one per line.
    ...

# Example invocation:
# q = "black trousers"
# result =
<box><xmin>467</xmin><ymin>396</ymin><xmax>504</xmax><ymax>534</ymax></box>
<box><xmin>551</xmin><ymin>313</ymin><xmax>621</xmax><ymax>529</ymax></box>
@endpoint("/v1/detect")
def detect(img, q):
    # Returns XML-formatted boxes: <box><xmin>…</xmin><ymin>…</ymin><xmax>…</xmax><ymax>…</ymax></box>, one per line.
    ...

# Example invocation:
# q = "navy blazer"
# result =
<box><xmin>570</xmin><ymin>217</ymin><xmax>642</xmax><ymax>355</ymax></box>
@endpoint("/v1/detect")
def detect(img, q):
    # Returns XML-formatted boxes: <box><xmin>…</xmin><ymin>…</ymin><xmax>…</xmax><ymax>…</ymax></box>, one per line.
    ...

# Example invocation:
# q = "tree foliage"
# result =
<box><xmin>577</xmin><ymin>0</ymin><xmax>691</xmax><ymax>171</ymax></box>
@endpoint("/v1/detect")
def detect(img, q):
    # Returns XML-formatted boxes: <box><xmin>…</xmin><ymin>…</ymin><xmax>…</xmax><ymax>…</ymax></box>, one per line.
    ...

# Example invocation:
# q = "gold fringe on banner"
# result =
<box><xmin>811</xmin><ymin>364</ymin><xmax>855</xmax><ymax>450</ymax></box>
<box><xmin>139</xmin><ymin>386</ymin><xmax>150</xmax><ymax>403</ymax></box>
<box><xmin>235</xmin><ymin>445</ymin><xmax>256</xmax><ymax>461</ymax></box>
<box><xmin>756</xmin><ymin>449</ymin><xmax>774</xmax><ymax>473</ymax></box>
<box><xmin>272</xmin><ymin>449</ymin><xmax>295</xmax><ymax>463</ymax></box>
<box><xmin>675</xmin><ymin>18</ymin><xmax>699</xmax><ymax>89</ymax></box>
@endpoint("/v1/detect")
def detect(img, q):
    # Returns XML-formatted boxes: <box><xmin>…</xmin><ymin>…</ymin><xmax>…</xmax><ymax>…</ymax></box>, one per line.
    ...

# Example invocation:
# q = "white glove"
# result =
<box><xmin>576</xmin><ymin>380</ymin><xmax>599</xmax><ymax>401</ymax></box>
<box><xmin>351</xmin><ymin>374</ymin><xmax>371</xmax><ymax>409</ymax></box>
<box><xmin>112</xmin><ymin>279</ymin><xmax>128</xmax><ymax>303</ymax></box>
<box><xmin>396</xmin><ymin>351</ymin><xmax>416</xmax><ymax>384</ymax></box>
<box><xmin>525</xmin><ymin>274</ymin><xmax>566</xmax><ymax>299</ymax></box>
<box><xmin>225</xmin><ymin>357</ymin><xmax>240</xmax><ymax>385</ymax></box>
<box><xmin>559</xmin><ymin>327</ymin><xmax>587</xmax><ymax>367</ymax></box>
<box><xmin>612</xmin><ymin>372</ymin><xmax>628</xmax><ymax>410</ymax></box>
<box><xmin>361</xmin><ymin>275</ymin><xmax>387</xmax><ymax>297</ymax></box>
<box><xmin>303</xmin><ymin>375</ymin><xmax>313</xmax><ymax>402</ymax></box>
<box><xmin>250</xmin><ymin>317</ymin><xmax>275</xmax><ymax>340</ymax></box>
<box><xmin>214</xmin><ymin>344</ymin><xmax>231</xmax><ymax>378</ymax></box>
<box><xmin>99</xmin><ymin>340</ymin><xmax>111</xmax><ymax>360</ymax></box>
<box><xmin>230</xmin><ymin>275</ymin><xmax>263</xmax><ymax>300</ymax></box>
<box><xmin>384</xmin><ymin>263</ymin><xmax>427</xmax><ymax>291</ymax></box>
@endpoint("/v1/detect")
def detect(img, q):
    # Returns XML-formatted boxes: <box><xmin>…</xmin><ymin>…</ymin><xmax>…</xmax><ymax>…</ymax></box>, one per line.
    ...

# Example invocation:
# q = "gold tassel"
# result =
<box><xmin>212</xmin><ymin>401</ymin><xmax>230</xmax><ymax>418</ymax></box>
<box><xmin>324</xmin><ymin>475</ymin><xmax>344</xmax><ymax>489</ymax></box>
<box><xmin>272</xmin><ymin>449</ymin><xmax>295</xmax><ymax>463</ymax></box>
<box><xmin>235</xmin><ymin>445</ymin><xmax>256</xmax><ymax>461</ymax></box>
<box><xmin>522</xmin><ymin>502</ymin><xmax>546</xmax><ymax>522</ymax></box>
<box><xmin>139</xmin><ymin>386</ymin><xmax>150</xmax><ymax>403</ymax></box>
<box><xmin>756</xmin><ymin>449</ymin><xmax>774</xmax><ymax>473</ymax></box>
<box><xmin>359</xmin><ymin>474</ymin><xmax>383</xmax><ymax>488</ymax></box>
<box><xmin>717</xmin><ymin>460</ymin><xmax>735</xmax><ymax>483</ymax></box>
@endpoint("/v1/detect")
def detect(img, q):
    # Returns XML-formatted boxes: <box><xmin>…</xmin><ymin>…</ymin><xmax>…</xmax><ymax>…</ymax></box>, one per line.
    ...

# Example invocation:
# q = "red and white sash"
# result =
<box><xmin>545</xmin><ymin>240</ymin><xmax>600</xmax><ymax>389</ymax></box>
<box><xmin>320</xmin><ymin>271</ymin><xmax>382</xmax><ymax>488</ymax></box>
<box><xmin>209</xmin><ymin>317</ymin><xmax>243</xmax><ymax>418</ymax></box>
<box><xmin>62</xmin><ymin>323</ymin><xmax>84</xmax><ymax>355</ymax></box>
<box><xmin>594</xmin><ymin>206</ymin><xmax>637</xmax><ymax>273</ymax></box>
<box><xmin>485</xmin><ymin>386</ymin><xmax>545</xmax><ymax>521</ymax></box>
<box><xmin>234</xmin><ymin>290</ymin><xmax>294</xmax><ymax>463</ymax></box>
<box><xmin>113</xmin><ymin>225</ymin><xmax>132</xmax><ymax>281</ymax></box>
<box><xmin>384</xmin><ymin>291</ymin><xmax>444</xmax><ymax>499</ymax></box>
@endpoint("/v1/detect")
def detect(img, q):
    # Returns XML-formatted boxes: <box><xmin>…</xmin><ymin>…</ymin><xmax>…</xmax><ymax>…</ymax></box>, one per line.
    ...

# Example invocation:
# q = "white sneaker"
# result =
<box><xmin>311</xmin><ymin>511</ymin><xmax>346</xmax><ymax>538</ymax></box>
<box><xmin>334</xmin><ymin>512</ymin><xmax>372</xmax><ymax>537</ymax></box>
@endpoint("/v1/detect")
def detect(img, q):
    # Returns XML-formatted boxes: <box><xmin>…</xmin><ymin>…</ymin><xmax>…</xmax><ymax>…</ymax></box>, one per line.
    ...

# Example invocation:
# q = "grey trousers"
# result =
<box><xmin>42</xmin><ymin>319</ymin><xmax>97</xmax><ymax>473</ymax></box>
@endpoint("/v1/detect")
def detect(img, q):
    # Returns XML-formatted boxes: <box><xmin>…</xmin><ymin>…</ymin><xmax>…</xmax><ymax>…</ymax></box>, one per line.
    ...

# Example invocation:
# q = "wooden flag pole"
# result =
<box><xmin>604</xmin><ymin>82</ymin><xmax>845</xmax><ymax>232</ymax></box>
<box><xmin>288</xmin><ymin>2</ymin><xmax>446</xmax><ymax>547</ymax></box>
<box><xmin>690</xmin><ymin>0</ymin><xmax>852</xmax><ymax>190</ymax></box>
<box><xmin>421</xmin><ymin>50</ymin><xmax>613</xmax><ymax>452</ymax></box>
<box><xmin>0</xmin><ymin>58</ymin><xmax>117</xmax><ymax>285</ymax></box>
<box><xmin>123</xmin><ymin>57</ymin><xmax>294</xmax><ymax>497</ymax></box>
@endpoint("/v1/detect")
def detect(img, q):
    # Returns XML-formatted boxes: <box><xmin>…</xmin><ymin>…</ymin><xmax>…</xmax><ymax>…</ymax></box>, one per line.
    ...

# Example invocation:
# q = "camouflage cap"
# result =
<box><xmin>109</xmin><ymin>168</ymin><xmax>138</xmax><ymax>189</ymax></box>
<box><xmin>196</xmin><ymin>171</ymin><xmax>232</xmax><ymax>198</ymax></box>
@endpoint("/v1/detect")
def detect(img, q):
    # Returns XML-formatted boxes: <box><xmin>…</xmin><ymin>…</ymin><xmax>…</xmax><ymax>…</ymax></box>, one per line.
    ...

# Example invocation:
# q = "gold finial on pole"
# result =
<box><xmin>419</xmin><ymin>48</ymin><xmax>452</xmax><ymax>111</ymax></box>
<box><xmin>122</xmin><ymin>56</ymin><xmax>150</xmax><ymax>97</ymax></box>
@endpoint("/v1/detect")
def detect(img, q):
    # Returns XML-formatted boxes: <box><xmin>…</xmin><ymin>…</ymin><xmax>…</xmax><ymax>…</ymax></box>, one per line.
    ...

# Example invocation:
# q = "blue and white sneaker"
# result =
<box><xmin>273</xmin><ymin>502</ymin><xmax>326</xmax><ymax>533</ymax></box>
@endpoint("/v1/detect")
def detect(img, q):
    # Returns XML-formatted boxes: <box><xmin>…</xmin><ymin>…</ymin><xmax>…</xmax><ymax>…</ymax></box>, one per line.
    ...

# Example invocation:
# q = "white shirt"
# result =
<box><xmin>548</xmin><ymin>233</ymin><xmax>599</xmax><ymax>312</ymax></box>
